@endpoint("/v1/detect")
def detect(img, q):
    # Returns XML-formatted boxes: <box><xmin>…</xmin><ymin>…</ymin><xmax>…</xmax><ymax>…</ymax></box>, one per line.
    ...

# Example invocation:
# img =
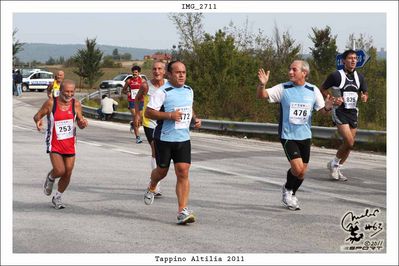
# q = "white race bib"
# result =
<box><xmin>55</xmin><ymin>119</ymin><xmax>74</xmax><ymax>140</ymax></box>
<box><xmin>53</xmin><ymin>90</ymin><xmax>60</xmax><ymax>97</ymax></box>
<box><xmin>289</xmin><ymin>103</ymin><xmax>311</xmax><ymax>125</ymax></box>
<box><xmin>174</xmin><ymin>106</ymin><xmax>192</xmax><ymax>129</ymax></box>
<box><xmin>343</xmin><ymin>91</ymin><xmax>358</xmax><ymax>109</ymax></box>
<box><xmin>130</xmin><ymin>89</ymin><xmax>138</xmax><ymax>100</ymax></box>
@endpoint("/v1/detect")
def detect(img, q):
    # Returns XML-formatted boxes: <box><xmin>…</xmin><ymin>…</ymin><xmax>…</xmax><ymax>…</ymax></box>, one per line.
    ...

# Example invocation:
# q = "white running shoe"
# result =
<box><xmin>291</xmin><ymin>194</ymin><xmax>300</xmax><ymax>209</ymax></box>
<box><xmin>52</xmin><ymin>196</ymin><xmax>65</xmax><ymax>209</ymax></box>
<box><xmin>177</xmin><ymin>207</ymin><xmax>196</xmax><ymax>225</ymax></box>
<box><xmin>327</xmin><ymin>160</ymin><xmax>339</xmax><ymax>180</ymax></box>
<box><xmin>144</xmin><ymin>188</ymin><xmax>155</xmax><ymax>205</ymax></box>
<box><xmin>43</xmin><ymin>171</ymin><xmax>54</xmax><ymax>196</ymax></box>
<box><xmin>338</xmin><ymin>166</ymin><xmax>348</xmax><ymax>181</ymax></box>
<box><xmin>282</xmin><ymin>185</ymin><xmax>300</xmax><ymax>211</ymax></box>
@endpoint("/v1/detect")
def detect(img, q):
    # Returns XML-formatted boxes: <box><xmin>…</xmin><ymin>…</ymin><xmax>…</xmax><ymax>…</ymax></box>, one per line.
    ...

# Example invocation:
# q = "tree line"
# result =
<box><xmin>12</xmin><ymin>16</ymin><xmax>386</xmax><ymax>131</ymax></box>
<box><xmin>169</xmin><ymin>14</ymin><xmax>386</xmax><ymax>131</ymax></box>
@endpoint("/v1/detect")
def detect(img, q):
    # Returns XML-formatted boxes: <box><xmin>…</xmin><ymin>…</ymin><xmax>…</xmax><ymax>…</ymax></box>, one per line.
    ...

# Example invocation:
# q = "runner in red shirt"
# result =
<box><xmin>34</xmin><ymin>79</ymin><xmax>88</xmax><ymax>209</ymax></box>
<box><xmin>123</xmin><ymin>65</ymin><xmax>144</xmax><ymax>144</ymax></box>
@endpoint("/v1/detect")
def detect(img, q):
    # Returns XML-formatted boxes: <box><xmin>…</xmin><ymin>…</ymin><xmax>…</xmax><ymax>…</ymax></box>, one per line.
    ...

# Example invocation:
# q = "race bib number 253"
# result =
<box><xmin>55</xmin><ymin>119</ymin><xmax>74</xmax><ymax>140</ymax></box>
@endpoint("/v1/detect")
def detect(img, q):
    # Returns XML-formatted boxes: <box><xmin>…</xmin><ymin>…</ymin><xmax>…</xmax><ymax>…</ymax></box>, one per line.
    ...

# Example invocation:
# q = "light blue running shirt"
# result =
<box><xmin>147</xmin><ymin>81</ymin><xmax>194</xmax><ymax>142</ymax></box>
<box><xmin>266</xmin><ymin>81</ymin><xmax>325</xmax><ymax>140</ymax></box>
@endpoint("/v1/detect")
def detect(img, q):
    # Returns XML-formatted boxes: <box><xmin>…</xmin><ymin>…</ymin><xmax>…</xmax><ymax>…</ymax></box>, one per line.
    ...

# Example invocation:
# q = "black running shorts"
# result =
<box><xmin>154</xmin><ymin>139</ymin><xmax>191</xmax><ymax>168</ymax></box>
<box><xmin>49</xmin><ymin>151</ymin><xmax>75</xmax><ymax>158</ymax></box>
<box><xmin>280</xmin><ymin>139</ymin><xmax>311</xmax><ymax>163</ymax></box>
<box><xmin>332</xmin><ymin>108</ymin><xmax>358</xmax><ymax>128</ymax></box>
<box><xmin>144</xmin><ymin>126</ymin><xmax>154</xmax><ymax>144</ymax></box>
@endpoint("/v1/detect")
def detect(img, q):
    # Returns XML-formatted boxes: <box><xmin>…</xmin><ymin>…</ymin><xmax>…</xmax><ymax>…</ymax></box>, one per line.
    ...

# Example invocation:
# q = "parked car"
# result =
<box><xmin>99</xmin><ymin>73</ymin><xmax>147</xmax><ymax>94</ymax></box>
<box><xmin>21</xmin><ymin>68</ymin><xmax>42</xmax><ymax>77</ymax></box>
<box><xmin>22</xmin><ymin>70</ymin><xmax>54</xmax><ymax>92</ymax></box>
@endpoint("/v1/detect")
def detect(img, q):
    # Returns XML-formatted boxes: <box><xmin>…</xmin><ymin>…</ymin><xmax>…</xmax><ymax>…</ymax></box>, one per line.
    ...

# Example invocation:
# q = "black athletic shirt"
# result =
<box><xmin>321</xmin><ymin>70</ymin><xmax>368</xmax><ymax>111</ymax></box>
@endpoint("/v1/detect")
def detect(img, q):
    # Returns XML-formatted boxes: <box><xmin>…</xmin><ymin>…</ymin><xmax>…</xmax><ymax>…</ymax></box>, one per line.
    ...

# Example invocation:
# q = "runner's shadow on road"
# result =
<box><xmin>189</xmin><ymin>198</ymin><xmax>286</xmax><ymax>213</ymax></box>
<box><xmin>67</xmin><ymin>185</ymin><xmax>178</xmax><ymax>204</ymax></box>
<box><xmin>13</xmin><ymin>200</ymin><xmax>173</xmax><ymax>225</ymax></box>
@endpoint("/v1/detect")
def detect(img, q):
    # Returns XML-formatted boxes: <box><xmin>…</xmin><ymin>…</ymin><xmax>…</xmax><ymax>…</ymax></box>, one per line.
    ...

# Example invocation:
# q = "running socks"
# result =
<box><xmin>332</xmin><ymin>156</ymin><xmax>341</xmax><ymax>166</ymax></box>
<box><xmin>285</xmin><ymin>169</ymin><xmax>303</xmax><ymax>194</ymax></box>
<box><xmin>48</xmin><ymin>171</ymin><xmax>56</xmax><ymax>181</ymax></box>
<box><xmin>293</xmin><ymin>178</ymin><xmax>303</xmax><ymax>195</ymax></box>
<box><xmin>54</xmin><ymin>191</ymin><xmax>63</xmax><ymax>198</ymax></box>
<box><xmin>151</xmin><ymin>157</ymin><xmax>157</xmax><ymax>170</ymax></box>
<box><xmin>285</xmin><ymin>169</ymin><xmax>296</xmax><ymax>190</ymax></box>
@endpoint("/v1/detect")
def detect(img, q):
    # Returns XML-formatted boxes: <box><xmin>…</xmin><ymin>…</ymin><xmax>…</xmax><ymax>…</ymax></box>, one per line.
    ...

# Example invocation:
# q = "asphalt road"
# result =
<box><xmin>9</xmin><ymin>92</ymin><xmax>389</xmax><ymax>263</ymax></box>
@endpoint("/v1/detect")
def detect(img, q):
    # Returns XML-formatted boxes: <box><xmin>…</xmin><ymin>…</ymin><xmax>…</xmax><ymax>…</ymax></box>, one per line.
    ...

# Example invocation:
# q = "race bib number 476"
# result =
<box><xmin>289</xmin><ymin>103</ymin><xmax>311</xmax><ymax>125</ymax></box>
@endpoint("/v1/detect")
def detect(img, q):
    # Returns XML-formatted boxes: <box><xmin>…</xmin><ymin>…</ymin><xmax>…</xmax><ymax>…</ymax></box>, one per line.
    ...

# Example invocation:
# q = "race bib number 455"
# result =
<box><xmin>174</xmin><ymin>106</ymin><xmax>192</xmax><ymax>129</ymax></box>
<box><xmin>289</xmin><ymin>103</ymin><xmax>311</xmax><ymax>125</ymax></box>
<box><xmin>55</xmin><ymin>119</ymin><xmax>74</xmax><ymax>140</ymax></box>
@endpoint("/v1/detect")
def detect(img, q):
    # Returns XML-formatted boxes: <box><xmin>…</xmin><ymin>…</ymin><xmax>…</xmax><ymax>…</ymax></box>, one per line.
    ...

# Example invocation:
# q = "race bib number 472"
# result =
<box><xmin>174</xmin><ymin>106</ymin><xmax>192</xmax><ymax>129</ymax></box>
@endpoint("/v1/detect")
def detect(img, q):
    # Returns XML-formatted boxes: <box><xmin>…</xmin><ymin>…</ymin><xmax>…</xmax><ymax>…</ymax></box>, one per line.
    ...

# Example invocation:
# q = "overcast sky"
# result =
<box><xmin>13</xmin><ymin>12</ymin><xmax>386</xmax><ymax>54</ymax></box>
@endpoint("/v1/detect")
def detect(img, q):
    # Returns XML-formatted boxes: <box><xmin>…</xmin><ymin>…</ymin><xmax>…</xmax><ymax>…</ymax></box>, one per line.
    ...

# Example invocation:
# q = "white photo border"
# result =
<box><xmin>1</xmin><ymin>1</ymin><xmax>397</xmax><ymax>265</ymax></box>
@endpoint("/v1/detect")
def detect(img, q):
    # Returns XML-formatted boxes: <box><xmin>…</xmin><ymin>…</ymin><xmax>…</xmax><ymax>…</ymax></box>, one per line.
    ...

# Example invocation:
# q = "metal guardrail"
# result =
<box><xmin>81</xmin><ymin>104</ymin><xmax>132</xmax><ymax>121</ymax></box>
<box><xmin>80</xmin><ymin>90</ymin><xmax>386</xmax><ymax>143</ymax></box>
<box><xmin>199</xmin><ymin>120</ymin><xmax>386</xmax><ymax>143</ymax></box>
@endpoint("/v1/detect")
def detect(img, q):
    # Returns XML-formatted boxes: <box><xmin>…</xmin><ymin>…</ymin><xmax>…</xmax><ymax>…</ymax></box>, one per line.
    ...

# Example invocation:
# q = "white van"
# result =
<box><xmin>22</xmin><ymin>70</ymin><xmax>54</xmax><ymax>92</ymax></box>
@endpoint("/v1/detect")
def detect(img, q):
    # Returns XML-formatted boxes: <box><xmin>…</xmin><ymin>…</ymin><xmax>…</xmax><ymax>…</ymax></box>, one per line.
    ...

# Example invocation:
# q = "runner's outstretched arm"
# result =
<box><xmin>33</xmin><ymin>99</ymin><xmax>53</xmax><ymax>131</ymax></box>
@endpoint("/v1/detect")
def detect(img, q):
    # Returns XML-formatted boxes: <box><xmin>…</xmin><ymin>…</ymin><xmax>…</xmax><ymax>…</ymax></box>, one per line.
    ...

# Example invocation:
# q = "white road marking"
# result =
<box><xmin>13</xmin><ymin>125</ymin><xmax>36</xmax><ymax>131</ymax></box>
<box><xmin>77</xmin><ymin>140</ymin><xmax>102</xmax><ymax>147</ymax></box>
<box><xmin>111</xmin><ymin>148</ymin><xmax>140</xmax><ymax>155</ymax></box>
<box><xmin>76</xmin><ymin>139</ymin><xmax>146</xmax><ymax>156</ymax></box>
<box><xmin>77</xmin><ymin>140</ymin><xmax>140</xmax><ymax>155</ymax></box>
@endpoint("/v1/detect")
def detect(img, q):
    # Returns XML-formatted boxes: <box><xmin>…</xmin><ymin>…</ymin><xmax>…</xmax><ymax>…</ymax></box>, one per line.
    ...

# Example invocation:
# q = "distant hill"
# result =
<box><xmin>16</xmin><ymin>43</ymin><xmax>170</xmax><ymax>63</ymax></box>
<box><xmin>16</xmin><ymin>43</ymin><xmax>386</xmax><ymax>63</ymax></box>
